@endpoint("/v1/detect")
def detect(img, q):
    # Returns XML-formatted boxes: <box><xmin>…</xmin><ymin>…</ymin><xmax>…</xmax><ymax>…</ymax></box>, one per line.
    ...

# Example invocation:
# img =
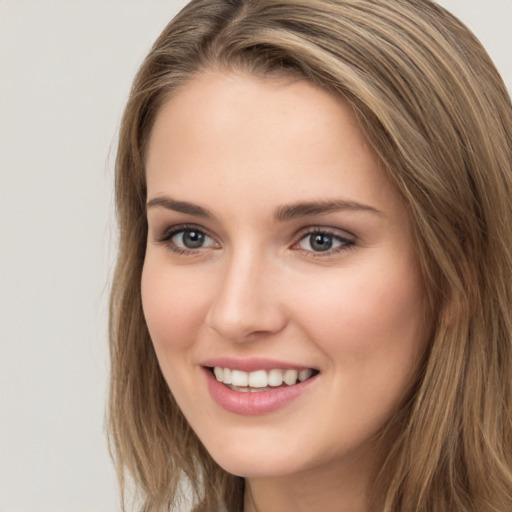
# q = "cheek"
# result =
<box><xmin>292</xmin><ymin>262</ymin><xmax>427</xmax><ymax>443</ymax></box>
<box><xmin>291</xmin><ymin>255</ymin><xmax>427</xmax><ymax>381</ymax></box>
<box><xmin>141</xmin><ymin>259</ymin><xmax>210</xmax><ymax>354</ymax></box>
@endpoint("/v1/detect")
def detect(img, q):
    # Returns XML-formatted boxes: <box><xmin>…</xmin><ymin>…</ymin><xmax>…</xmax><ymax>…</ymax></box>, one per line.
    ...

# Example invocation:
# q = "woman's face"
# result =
<box><xmin>142</xmin><ymin>70</ymin><xmax>428</xmax><ymax>480</ymax></box>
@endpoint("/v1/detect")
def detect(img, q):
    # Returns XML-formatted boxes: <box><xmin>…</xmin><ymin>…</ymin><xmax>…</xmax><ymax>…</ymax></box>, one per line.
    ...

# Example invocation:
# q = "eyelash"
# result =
<box><xmin>294</xmin><ymin>228</ymin><xmax>355</xmax><ymax>258</ymax></box>
<box><xmin>156</xmin><ymin>224</ymin><xmax>217</xmax><ymax>256</ymax></box>
<box><xmin>156</xmin><ymin>224</ymin><xmax>355</xmax><ymax>257</ymax></box>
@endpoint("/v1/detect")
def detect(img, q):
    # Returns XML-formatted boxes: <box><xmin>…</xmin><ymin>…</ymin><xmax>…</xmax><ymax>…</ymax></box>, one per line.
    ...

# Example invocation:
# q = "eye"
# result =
<box><xmin>296</xmin><ymin>230</ymin><xmax>353</xmax><ymax>254</ymax></box>
<box><xmin>158</xmin><ymin>225</ymin><xmax>218</xmax><ymax>254</ymax></box>
<box><xmin>172</xmin><ymin>228</ymin><xmax>213</xmax><ymax>249</ymax></box>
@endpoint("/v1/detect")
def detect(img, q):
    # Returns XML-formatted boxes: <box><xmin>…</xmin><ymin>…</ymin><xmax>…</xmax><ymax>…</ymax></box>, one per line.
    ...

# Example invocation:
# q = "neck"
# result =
<box><xmin>243</xmin><ymin>443</ymin><xmax>380</xmax><ymax>512</ymax></box>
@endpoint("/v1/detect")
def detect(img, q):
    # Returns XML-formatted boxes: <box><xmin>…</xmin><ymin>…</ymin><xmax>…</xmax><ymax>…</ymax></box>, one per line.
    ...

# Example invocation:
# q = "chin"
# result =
<box><xmin>214</xmin><ymin>454</ymin><xmax>300</xmax><ymax>479</ymax></box>
<box><xmin>201</xmin><ymin>430</ymin><xmax>307</xmax><ymax>478</ymax></box>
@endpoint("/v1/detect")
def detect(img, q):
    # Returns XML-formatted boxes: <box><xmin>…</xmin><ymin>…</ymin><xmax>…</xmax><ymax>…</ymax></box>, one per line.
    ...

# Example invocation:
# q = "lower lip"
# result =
<box><xmin>203</xmin><ymin>368</ymin><xmax>318</xmax><ymax>415</ymax></box>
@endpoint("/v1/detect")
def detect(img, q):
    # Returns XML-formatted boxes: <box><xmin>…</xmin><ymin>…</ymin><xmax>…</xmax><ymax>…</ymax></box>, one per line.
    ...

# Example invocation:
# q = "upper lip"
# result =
<box><xmin>200</xmin><ymin>357</ymin><xmax>317</xmax><ymax>373</ymax></box>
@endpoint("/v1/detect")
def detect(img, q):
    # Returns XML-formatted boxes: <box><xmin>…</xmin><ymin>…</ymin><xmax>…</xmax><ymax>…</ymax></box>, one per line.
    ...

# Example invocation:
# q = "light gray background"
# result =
<box><xmin>0</xmin><ymin>1</ymin><xmax>510</xmax><ymax>511</ymax></box>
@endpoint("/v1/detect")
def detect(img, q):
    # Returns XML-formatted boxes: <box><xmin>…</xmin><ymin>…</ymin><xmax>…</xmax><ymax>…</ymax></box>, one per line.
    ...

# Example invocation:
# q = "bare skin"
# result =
<box><xmin>142</xmin><ymin>70</ymin><xmax>428</xmax><ymax>512</ymax></box>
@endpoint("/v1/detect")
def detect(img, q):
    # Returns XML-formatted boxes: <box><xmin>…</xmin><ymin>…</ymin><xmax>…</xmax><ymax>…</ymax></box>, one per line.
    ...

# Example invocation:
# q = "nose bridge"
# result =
<box><xmin>205</xmin><ymin>244</ymin><xmax>285</xmax><ymax>341</ymax></box>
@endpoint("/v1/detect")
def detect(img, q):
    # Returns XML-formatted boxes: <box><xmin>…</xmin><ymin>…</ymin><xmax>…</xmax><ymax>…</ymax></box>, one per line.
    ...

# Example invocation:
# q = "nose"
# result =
<box><xmin>205</xmin><ymin>249</ymin><xmax>287</xmax><ymax>343</ymax></box>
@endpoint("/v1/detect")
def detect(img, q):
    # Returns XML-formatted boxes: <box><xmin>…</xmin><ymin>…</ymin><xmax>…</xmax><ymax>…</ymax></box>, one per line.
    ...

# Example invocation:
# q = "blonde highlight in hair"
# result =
<box><xmin>108</xmin><ymin>1</ymin><xmax>512</xmax><ymax>510</ymax></box>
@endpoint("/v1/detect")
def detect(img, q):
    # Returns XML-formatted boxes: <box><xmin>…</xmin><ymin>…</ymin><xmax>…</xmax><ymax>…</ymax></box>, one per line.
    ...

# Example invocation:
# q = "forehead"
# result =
<box><xmin>145</xmin><ymin>70</ymin><xmax>401</xmax><ymax>219</ymax></box>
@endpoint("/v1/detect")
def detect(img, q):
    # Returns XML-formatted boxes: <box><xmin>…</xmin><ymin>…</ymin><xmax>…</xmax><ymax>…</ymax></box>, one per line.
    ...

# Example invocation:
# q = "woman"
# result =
<box><xmin>108</xmin><ymin>1</ymin><xmax>512</xmax><ymax>511</ymax></box>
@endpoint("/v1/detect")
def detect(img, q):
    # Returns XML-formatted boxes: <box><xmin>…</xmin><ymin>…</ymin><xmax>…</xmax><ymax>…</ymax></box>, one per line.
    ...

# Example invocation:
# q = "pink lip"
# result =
<box><xmin>202</xmin><ymin>366</ymin><xmax>318</xmax><ymax>416</ymax></box>
<box><xmin>200</xmin><ymin>356</ymin><xmax>315</xmax><ymax>372</ymax></box>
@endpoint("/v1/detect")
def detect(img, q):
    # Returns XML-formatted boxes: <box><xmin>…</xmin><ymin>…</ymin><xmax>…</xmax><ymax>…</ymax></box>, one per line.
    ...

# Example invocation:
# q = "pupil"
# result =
<box><xmin>183</xmin><ymin>230</ymin><xmax>204</xmax><ymax>248</ymax></box>
<box><xmin>311</xmin><ymin>233</ymin><xmax>332</xmax><ymax>251</ymax></box>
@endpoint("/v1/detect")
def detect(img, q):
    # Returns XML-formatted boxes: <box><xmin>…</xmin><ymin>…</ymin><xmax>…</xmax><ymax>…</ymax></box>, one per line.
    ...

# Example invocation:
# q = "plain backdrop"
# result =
<box><xmin>0</xmin><ymin>1</ymin><xmax>510</xmax><ymax>511</ymax></box>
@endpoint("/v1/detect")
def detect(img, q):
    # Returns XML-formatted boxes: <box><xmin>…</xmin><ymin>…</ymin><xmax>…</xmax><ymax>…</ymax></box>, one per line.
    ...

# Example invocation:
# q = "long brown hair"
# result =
<box><xmin>108</xmin><ymin>1</ymin><xmax>512</xmax><ymax>510</ymax></box>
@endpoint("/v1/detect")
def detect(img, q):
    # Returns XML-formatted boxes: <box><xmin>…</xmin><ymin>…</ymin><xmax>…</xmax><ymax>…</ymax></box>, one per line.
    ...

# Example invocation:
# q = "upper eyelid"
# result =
<box><xmin>294</xmin><ymin>231</ymin><xmax>354</xmax><ymax>247</ymax></box>
<box><xmin>156</xmin><ymin>223</ymin><xmax>215</xmax><ymax>242</ymax></box>
<box><xmin>154</xmin><ymin>223</ymin><xmax>355</xmax><ymax>249</ymax></box>
<box><xmin>156</xmin><ymin>225</ymin><xmax>219</xmax><ymax>255</ymax></box>
<box><xmin>294</xmin><ymin>225</ymin><xmax>355</xmax><ymax>241</ymax></box>
<box><xmin>292</xmin><ymin>230</ymin><xmax>356</xmax><ymax>259</ymax></box>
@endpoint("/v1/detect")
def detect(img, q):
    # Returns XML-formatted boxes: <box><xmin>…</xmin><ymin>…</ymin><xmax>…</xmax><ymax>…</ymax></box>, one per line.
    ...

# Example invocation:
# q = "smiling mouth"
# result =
<box><xmin>209</xmin><ymin>366</ymin><xmax>319</xmax><ymax>392</ymax></box>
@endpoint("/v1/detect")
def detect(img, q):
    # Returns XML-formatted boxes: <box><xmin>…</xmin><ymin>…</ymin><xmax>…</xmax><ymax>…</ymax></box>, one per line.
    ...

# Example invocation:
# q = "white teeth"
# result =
<box><xmin>231</xmin><ymin>370</ymin><xmax>249</xmax><ymax>387</ymax></box>
<box><xmin>212</xmin><ymin>367</ymin><xmax>316</xmax><ymax>389</ymax></box>
<box><xmin>298</xmin><ymin>368</ymin><xmax>313</xmax><ymax>382</ymax></box>
<box><xmin>283</xmin><ymin>369</ymin><xmax>298</xmax><ymax>386</ymax></box>
<box><xmin>248</xmin><ymin>370</ymin><xmax>268</xmax><ymax>388</ymax></box>
<box><xmin>268</xmin><ymin>369</ymin><xmax>284</xmax><ymax>387</ymax></box>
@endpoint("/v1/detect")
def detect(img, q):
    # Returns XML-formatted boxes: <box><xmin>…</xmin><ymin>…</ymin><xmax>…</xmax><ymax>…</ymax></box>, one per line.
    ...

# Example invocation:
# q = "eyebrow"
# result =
<box><xmin>273</xmin><ymin>199</ymin><xmax>384</xmax><ymax>222</ymax></box>
<box><xmin>146</xmin><ymin>196</ymin><xmax>383</xmax><ymax>221</ymax></box>
<box><xmin>146</xmin><ymin>196</ymin><xmax>213</xmax><ymax>217</ymax></box>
